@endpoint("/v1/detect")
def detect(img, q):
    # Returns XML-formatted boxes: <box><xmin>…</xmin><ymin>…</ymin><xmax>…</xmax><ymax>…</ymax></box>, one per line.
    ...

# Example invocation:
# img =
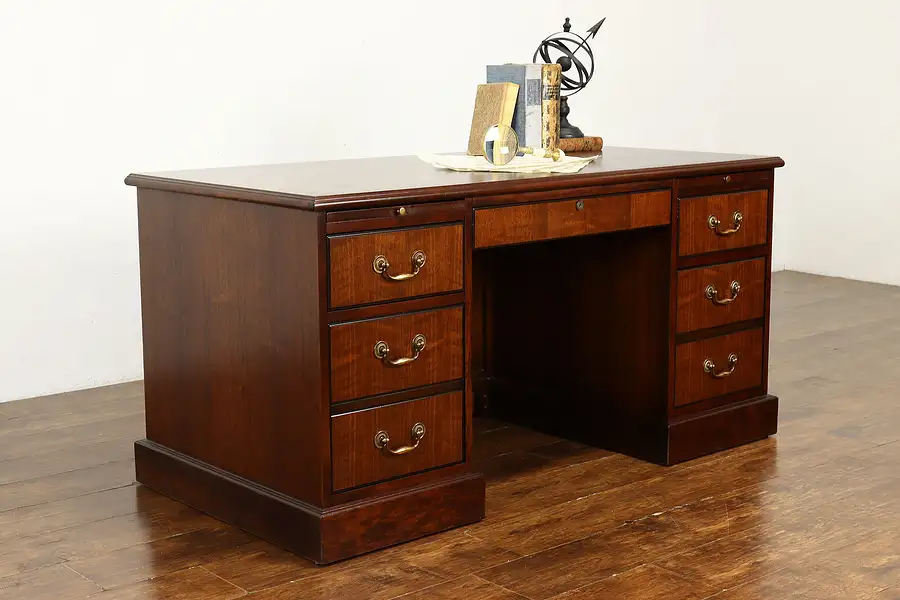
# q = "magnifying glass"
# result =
<box><xmin>482</xmin><ymin>124</ymin><xmax>562</xmax><ymax>165</ymax></box>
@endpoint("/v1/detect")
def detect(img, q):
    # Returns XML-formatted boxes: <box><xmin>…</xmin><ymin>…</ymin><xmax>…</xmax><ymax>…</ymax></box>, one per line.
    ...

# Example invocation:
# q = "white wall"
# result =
<box><xmin>0</xmin><ymin>1</ymin><xmax>896</xmax><ymax>402</ymax></box>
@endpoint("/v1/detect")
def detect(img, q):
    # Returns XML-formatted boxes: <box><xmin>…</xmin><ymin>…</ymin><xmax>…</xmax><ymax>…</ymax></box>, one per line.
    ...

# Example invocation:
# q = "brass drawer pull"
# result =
<box><xmin>374</xmin><ymin>423</ymin><xmax>426</xmax><ymax>455</ymax></box>
<box><xmin>373</xmin><ymin>334</ymin><xmax>426</xmax><ymax>366</ymax></box>
<box><xmin>704</xmin><ymin>353</ymin><xmax>738</xmax><ymax>378</ymax></box>
<box><xmin>372</xmin><ymin>250</ymin><xmax>426</xmax><ymax>281</ymax></box>
<box><xmin>707</xmin><ymin>211</ymin><xmax>743</xmax><ymax>236</ymax></box>
<box><xmin>705</xmin><ymin>281</ymin><xmax>741</xmax><ymax>305</ymax></box>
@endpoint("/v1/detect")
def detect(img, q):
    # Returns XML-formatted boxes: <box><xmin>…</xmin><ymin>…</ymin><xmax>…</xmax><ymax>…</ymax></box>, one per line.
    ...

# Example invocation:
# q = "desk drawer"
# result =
<box><xmin>329</xmin><ymin>224</ymin><xmax>463</xmax><ymax>308</ymax></box>
<box><xmin>676</xmin><ymin>258</ymin><xmax>766</xmax><ymax>333</ymax></box>
<box><xmin>474</xmin><ymin>190</ymin><xmax>670</xmax><ymax>248</ymax></box>
<box><xmin>331</xmin><ymin>391</ymin><xmax>464</xmax><ymax>491</ymax></box>
<box><xmin>330</xmin><ymin>306</ymin><xmax>463</xmax><ymax>403</ymax></box>
<box><xmin>675</xmin><ymin>328</ymin><xmax>764</xmax><ymax>407</ymax></box>
<box><xmin>678</xmin><ymin>190</ymin><xmax>768</xmax><ymax>256</ymax></box>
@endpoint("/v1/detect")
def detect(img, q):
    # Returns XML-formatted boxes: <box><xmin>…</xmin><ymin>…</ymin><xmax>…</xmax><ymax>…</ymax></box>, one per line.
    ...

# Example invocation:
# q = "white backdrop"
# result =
<box><xmin>1</xmin><ymin>0</ymin><xmax>896</xmax><ymax>402</ymax></box>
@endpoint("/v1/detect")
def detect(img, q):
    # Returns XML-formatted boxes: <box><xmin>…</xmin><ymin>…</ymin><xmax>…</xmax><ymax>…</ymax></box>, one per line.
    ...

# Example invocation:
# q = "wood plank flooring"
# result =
<box><xmin>3</xmin><ymin>271</ymin><xmax>900</xmax><ymax>599</ymax></box>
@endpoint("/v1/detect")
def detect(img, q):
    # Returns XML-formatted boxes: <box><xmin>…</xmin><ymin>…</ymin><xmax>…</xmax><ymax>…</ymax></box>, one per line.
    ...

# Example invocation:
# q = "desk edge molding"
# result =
<box><xmin>124</xmin><ymin>156</ymin><xmax>785</xmax><ymax>211</ymax></box>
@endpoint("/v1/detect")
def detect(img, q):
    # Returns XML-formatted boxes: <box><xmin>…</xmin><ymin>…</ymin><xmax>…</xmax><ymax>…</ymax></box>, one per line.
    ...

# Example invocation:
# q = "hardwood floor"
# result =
<box><xmin>3</xmin><ymin>271</ymin><xmax>900</xmax><ymax>599</ymax></box>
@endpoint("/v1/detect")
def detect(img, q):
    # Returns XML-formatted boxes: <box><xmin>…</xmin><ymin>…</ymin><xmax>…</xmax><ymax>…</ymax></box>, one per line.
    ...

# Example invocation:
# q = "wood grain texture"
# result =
<box><xmin>136</xmin><ymin>189</ymin><xmax>325</xmax><ymax>506</ymax></box>
<box><xmin>553</xmin><ymin>564</ymin><xmax>714</xmax><ymax>600</ymax></box>
<box><xmin>201</xmin><ymin>540</ymin><xmax>319</xmax><ymax>593</ymax></box>
<box><xmin>474</xmin><ymin>190</ymin><xmax>670</xmax><ymax>248</ymax></box>
<box><xmin>65</xmin><ymin>526</ymin><xmax>253</xmax><ymax>590</ymax></box>
<box><xmin>328</xmin><ymin>224</ymin><xmax>463</xmax><ymax>308</ymax></box>
<box><xmin>319</xmin><ymin>473</ymin><xmax>484</xmax><ymax>564</ymax></box>
<box><xmin>676</xmin><ymin>257</ymin><xmax>767</xmax><ymax>333</ymax></box>
<box><xmin>0</xmin><ymin>564</ymin><xmax>101</xmax><ymax>600</ymax></box>
<box><xmin>85</xmin><ymin>566</ymin><xmax>246</xmax><ymax>600</ymax></box>
<box><xmin>125</xmin><ymin>147</ymin><xmax>784</xmax><ymax>211</ymax></box>
<box><xmin>398</xmin><ymin>574</ymin><xmax>525</xmax><ymax>600</ymax></box>
<box><xmin>330</xmin><ymin>392</ymin><xmax>464</xmax><ymax>491</ymax></box>
<box><xmin>0</xmin><ymin>459</ymin><xmax>136</xmax><ymax>513</ymax></box>
<box><xmin>329</xmin><ymin>306</ymin><xmax>464</xmax><ymax>403</ymax></box>
<box><xmin>674</xmin><ymin>328</ymin><xmax>764</xmax><ymax>407</ymax></box>
<box><xmin>678</xmin><ymin>189</ymin><xmax>769</xmax><ymax>256</ymax></box>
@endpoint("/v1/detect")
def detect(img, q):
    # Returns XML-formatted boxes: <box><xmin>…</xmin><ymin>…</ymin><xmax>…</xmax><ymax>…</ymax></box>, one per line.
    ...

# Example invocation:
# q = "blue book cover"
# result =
<box><xmin>486</xmin><ymin>64</ymin><xmax>543</xmax><ymax>148</ymax></box>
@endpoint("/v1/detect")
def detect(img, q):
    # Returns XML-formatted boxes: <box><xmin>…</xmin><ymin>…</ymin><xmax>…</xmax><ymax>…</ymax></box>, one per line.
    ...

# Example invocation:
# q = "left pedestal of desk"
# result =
<box><xmin>129</xmin><ymin>187</ymin><xmax>483</xmax><ymax>564</ymax></box>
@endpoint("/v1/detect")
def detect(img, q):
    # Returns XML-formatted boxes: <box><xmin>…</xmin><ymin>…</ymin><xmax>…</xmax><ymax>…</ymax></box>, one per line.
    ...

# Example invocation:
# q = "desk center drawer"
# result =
<box><xmin>330</xmin><ymin>306</ymin><xmax>464</xmax><ymax>403</ymax></box>
<box><xmin>328</xmin><ymin>224</ymin><xmax>463</xmax><ymax>308</ymax></box>
<box><xmin>474</xmin><ymin>190</ymin><xmax>671</xmax><ymax>248</ymax></box>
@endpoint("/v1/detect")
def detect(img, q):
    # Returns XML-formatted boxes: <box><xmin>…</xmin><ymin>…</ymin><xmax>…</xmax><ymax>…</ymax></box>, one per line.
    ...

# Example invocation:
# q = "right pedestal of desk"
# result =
<box><xmin>667</xmin><ymin>168</ymin><xmax>778</xmax><ymax>463</ymax></box>
<box><xmin>475</xmin><ymin>167</ymin><xmax>778</xmax><ymax>466</ymax></box>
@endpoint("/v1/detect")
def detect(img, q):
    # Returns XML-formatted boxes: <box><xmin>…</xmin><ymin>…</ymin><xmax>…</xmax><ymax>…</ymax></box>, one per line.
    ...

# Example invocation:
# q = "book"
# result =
<box><xmin>559</xmin><ymin>136</ymin><xmax>604</xmax><ymax>153</ymax></box>
<box><xmin>466</xmin><ymin>82</ymin><xmax>519</xmax><ymax>155</ymax></box>
<box><xmin>541</xmin><ymin>64</ymin><xmax>561</xmax><ymax>151</ymax></box>
<box><xmin>486</xmin><ymin>64</ymin><xmax>543</xmax><ymax>149</ymax></box>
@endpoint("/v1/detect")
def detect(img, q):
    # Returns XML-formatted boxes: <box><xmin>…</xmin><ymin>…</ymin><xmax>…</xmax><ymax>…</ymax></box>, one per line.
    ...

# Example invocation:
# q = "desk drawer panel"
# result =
<box><xmin>331</xmin><ymin>391</ymin><xmax>464</xmax><ymax>491</ymax></box>
<box><xmin>676</xmin><ymin>258</ymin><xmax>767</xmax><ymax>333</ymax></box>
<box><xmin>677</xmin><ymin>170</ymin><xmax>773</xmax><ymax>197</ymax></box>
<box><xmin>675</xmin><ymin>328</ymin><xmax>764</xmax><ymax>407</ymax></box>
<box><xmin>330</xmin><ymin>306</ymin><xmax>463</xmax><ymax>403</ymax></box>
<box><xmin>474</xmin><ymin>190</ymin><xmax>671</xmax><ymax>248</ymax></box>
<box><xmin>678</xmin><ymin>190</ymin><xmax>768</xmax><ymax>256</ymax></box>
<box><xmin>329</xmin><ymin>224</ymin><xmax>463</xmax><ymax>308</ymax></box>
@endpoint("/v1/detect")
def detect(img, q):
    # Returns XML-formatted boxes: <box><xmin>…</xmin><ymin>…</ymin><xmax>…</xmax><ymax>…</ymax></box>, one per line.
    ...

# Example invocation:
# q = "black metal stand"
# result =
<box><xmin>559</xmin><ymin>97</ymin><xmax>584</xmax><ymax>138</ymax></box>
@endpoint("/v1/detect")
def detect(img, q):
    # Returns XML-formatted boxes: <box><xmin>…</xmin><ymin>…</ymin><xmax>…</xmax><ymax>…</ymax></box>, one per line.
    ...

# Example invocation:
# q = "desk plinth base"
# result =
<box><xmin>667</xmin><ymin>394</ymin><xmax>778</xmax><ymax>464</ymax></box>
<box><xmin>134</xmin><ymin>440</ymin><xmax>485</xmax><ymax>565</ymax></box>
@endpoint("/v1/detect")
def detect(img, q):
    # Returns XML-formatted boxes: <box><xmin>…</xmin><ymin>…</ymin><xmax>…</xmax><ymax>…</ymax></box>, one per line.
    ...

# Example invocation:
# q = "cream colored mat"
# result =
<box><xmin>418</xmin><ymin>152</ymin><xmax>599</xmax><ymax>174</ymax></box>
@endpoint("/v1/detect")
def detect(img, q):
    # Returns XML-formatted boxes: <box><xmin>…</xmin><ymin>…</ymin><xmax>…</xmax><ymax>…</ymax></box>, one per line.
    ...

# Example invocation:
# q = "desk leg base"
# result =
<box><xmin>667</xmin><ymin>394</ymin><xmax>779</xmax><ymax>464</ymax></box>
<box><xmin>134</xmin><ymin>439</ymin><xmax>486</xmax><ymax>565</ymax></box>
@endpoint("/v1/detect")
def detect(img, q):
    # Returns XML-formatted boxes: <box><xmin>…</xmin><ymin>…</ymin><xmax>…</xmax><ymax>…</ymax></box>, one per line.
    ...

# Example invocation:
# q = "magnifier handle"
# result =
<box><xmin>522</xmin><ymin>147</ymin><xmax>565</xmax><ymax>161</ymax></box>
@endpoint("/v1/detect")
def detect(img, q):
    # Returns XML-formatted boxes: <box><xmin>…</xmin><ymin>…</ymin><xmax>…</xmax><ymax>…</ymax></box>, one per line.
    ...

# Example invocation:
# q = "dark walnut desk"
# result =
<box><xmin>125</xmin><ymin>146</ymin><xmax>785</xmax><ymax>564</ymax></box>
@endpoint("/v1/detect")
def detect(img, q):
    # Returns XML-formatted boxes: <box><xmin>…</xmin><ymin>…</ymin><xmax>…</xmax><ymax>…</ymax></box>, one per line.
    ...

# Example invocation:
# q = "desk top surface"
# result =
<box><xmin>126</xmin><ymin>146</ymin><xmax>784</xmax><ymax>211</ymax></box>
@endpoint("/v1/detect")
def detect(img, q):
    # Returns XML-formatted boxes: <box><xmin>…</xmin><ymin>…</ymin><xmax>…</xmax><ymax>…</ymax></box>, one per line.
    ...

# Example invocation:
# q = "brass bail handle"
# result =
<box><xmin>705</xmin><ymin>280</ymin><xmax>741</xmax><ymax>305</ymax></box>
<box><xmin>374</xmin><ymin>423</ymin><xmax>426</xmax><ymax>455</ymax></box>
<box><xmin>703</xmin><ymin>353</ymin><xmax>738</xmax><ymax>378</ymax></box>
<box><xmin>372</xmin><ymin>250</ymin><xmax>426</xmax><ymax>281</ymax></box>
<box><xmin>373</xmin><ymin>334</ymin><xmax>426</xmax><ymax>367</ymax></box>
<box><xmin>707</xmin><ymin>211</ymin><xmax>743</xmax><ymax>236</ymax></box>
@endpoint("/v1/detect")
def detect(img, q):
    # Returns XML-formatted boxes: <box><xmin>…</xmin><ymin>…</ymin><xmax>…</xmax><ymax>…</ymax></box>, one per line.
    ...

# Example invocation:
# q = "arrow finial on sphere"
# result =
<box><xmin>586</xmin><ymin>17</ymin><xmax>606</xmax><ymax>39</ymax></box>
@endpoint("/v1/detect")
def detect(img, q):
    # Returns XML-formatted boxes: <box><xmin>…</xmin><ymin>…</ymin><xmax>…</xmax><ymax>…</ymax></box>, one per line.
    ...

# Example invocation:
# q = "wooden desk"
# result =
<box><xmin>125</xmin><ymin>147</ymin><xmax>785</xmax><ymax>564</ymax></box>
